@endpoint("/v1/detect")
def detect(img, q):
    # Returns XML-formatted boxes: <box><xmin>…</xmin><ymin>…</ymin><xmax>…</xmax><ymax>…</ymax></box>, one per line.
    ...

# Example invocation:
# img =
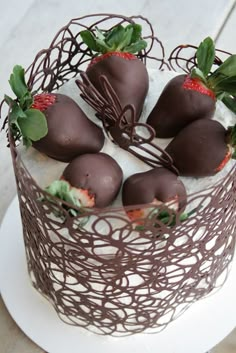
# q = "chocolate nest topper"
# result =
<box><xmin>0</xmin><ymin>13</ymin><xmax>236</xmax><ymax>336</ymax></box>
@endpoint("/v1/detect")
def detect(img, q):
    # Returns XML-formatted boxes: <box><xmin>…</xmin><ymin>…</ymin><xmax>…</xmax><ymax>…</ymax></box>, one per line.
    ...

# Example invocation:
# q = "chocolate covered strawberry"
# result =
<box><xmin>147</xmin><ymin>37</ymin><xmax>236</xmax><ymax>137</ymax></box>
<box><xmin>32</xmin><ymin>93</ymin><xmax>104</xmax><ymax>162</ymax></box>
<box><xmin>80</xmin><ymin>23</ymin><xmax>148</xmax><ymax>120</ymax></box>
<box><xmin>165</xmin><ymin>119</ymin><xmax>236</xmax><ymax>177</ymax></box>
<box><xmin>122</xmin><ymin>167</ymin><xmax>187</xmax><ymax>224</ymax></box>
<box><xmin>61</xmin><ymin>153</ymin><xmax>123</xmax><ymax>208</ymax></box>
<box><xmin>5</xmin><ymin>65</ymin><xmax>104</xmax><ymax>162</ymax></box>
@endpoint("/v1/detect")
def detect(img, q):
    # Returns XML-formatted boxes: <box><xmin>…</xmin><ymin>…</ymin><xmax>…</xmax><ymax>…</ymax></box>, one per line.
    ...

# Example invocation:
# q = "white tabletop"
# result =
<box><xmin>1</xmin><ymin>1</ymin><xmax>236</xmax><ymax>352</ymax></box>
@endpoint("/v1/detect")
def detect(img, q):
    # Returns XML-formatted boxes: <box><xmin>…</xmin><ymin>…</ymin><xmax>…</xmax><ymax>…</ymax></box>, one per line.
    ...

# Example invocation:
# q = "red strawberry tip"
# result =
<box><xmin>183</xmin><ymin>75</ymin><xmax>216</xmax><ymax>100</ymax></box>
<box><xmin>214</xmin><ymin>147</ymin><xmax>232</xmax><ymax>172</ymax></box>
<box><xmin>88</xmin><ymin>52</ymin><xmax>137</xmax><ymax>69</ymax></box>
<box><xmin>31</xmin><ymin>93</ymin><xmax>56</xmax><ymax>111</ymax></box>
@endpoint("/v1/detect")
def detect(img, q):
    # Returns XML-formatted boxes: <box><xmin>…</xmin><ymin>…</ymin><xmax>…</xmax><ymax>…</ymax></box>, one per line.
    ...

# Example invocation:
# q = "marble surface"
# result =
<box><xmin>0</xmin><ymin>0</ymin><xmax>236</xmax><ymax>352</ymax></box>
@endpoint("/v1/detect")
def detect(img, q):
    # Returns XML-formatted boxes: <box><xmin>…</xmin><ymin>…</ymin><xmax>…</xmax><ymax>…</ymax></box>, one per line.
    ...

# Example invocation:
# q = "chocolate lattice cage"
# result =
<box><xmin>1</xmin><ymin>14</ymin><xmax>236</xmax><ymax>336</ymax></box>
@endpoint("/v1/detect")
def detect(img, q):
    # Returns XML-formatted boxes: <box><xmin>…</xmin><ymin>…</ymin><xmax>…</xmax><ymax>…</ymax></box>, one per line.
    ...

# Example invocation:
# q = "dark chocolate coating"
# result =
<box><xmin>122</xmin><ymin>167</ymin><xmax>187</xmax><ymax>210</ymax></box>
<box><xmin>165</xmin><ymin>119</ymin><xmax>228</xmax><ymax>177</ymax></box>
<box><xmin>147</xmin><ymin>74</ymin><xmax>215</xmax><ymax>138</ymax></box>
<box><xmin>86</xmin><ymin>56</ymin><xmax>149</xmax><ymax>120</ymax></box>
<box><xmin>62</xmin><ymin>153</ymin><xmax>123</xmax><ymax>207</ymax></box>
<box><xmin>33</xmin><ymin>94</ymin><xmax>105</xmax><ymax>162</ymax></box>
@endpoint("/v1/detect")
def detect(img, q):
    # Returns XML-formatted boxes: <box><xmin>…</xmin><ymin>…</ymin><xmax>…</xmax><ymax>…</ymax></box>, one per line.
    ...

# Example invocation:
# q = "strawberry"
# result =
<box><xmin>45</xmin><ymin>179</ymin><xmax>95</xmax><ymax>210</ymax></box>
<box><xmin>165</xmin><ymin>119</ymin><xmax>236</xmax><ymax>177</ymax></box>
<box><xmin>80</xmin><ymin>23</ymin><xmax>148</xmax><ymax>120</ymax></box>
<box><xmin>5</xmin><ymin>66</ymin><xmax>104</xmax><ymax>162</ymax></box>
<box><xmin>147</xmin><ymin>37</ymin><xmax>236</xmax><ymax>137</ymax></box>
<box><xmin>122</xmin><ymin>167</ymin><xmax>187</xmax><ymax>224</ymax></box>
<box><xmin>32</xmin><ymin>93</ymin><xmax>104</xmax><ymax>162</ymax></box>
<box><xmin>62</xmin><ymin>153</ymin><xmax>123</xmax><ymax>208</ymax></box>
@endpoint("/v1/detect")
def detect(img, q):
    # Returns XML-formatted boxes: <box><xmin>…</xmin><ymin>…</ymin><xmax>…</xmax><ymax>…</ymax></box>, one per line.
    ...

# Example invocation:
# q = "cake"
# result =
<box><xmin>1</xmin><ymin>14</ymin><xmax>236</xmax><ymax>337</ymax></box>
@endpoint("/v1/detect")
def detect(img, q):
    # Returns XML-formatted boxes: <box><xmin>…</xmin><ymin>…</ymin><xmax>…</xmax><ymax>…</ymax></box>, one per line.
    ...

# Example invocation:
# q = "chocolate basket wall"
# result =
<box><xmin>3</xmin><ymin>14</ymin><xmax>236</xmax><ymax>336</ymax></box>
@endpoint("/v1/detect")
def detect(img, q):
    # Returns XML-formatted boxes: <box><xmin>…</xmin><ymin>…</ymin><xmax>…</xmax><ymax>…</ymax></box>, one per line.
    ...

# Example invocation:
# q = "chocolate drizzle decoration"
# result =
<box><xmin>0</xmin><ymin>14</ymin><xmax>236</xmax><ymax>337</ymax></box>
<box><xmin>77</xmin><ymin>73</ymin><xmax>178</xmax><ymax>174</ymax></box>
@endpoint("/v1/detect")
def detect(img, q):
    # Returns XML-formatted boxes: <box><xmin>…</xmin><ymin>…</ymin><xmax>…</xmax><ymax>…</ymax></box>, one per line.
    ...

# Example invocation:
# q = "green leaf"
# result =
<box><xmin>4</xmin><ymin>94</ymin><xmax>15</xmax><ymax>106</ymax></box>
<box><xmin>95</xmin><ymin>38</ymin><xmax>111</xmax><ymax>53</ymax></box>
<box><xmin>213</xmin><ymin>54</ymin><xmax>236</xmax><ymax>77</ymax></box>
<box><xmin>23</xmin><ymin>137</ymin><xmax>32</xmax><ymax>148</ymax></box>
<box><xmin>230</xmin><ymin>124</ymin><xmax>236</xmax><ymax>147</ymax></box>
<box><xmin>213</xmin><ymin>75</ymin><xmax>236</xmax><ymax>96</ymax></box>
<box><xmin>116</xmin><ymin>27</ymin><xmax>133</xmax><ymax>51</ymax></box>
<box><xmin>80</xmin><ymin>30</ymin><xmax>99</xmax><ymax>52</ymax></box>
<box><xmin>9</xmin><ymin>65</ymin><xmax>29</xmax><ymax>100</ymax></box>
<box><xmin>106</xmin><ymin>25</ymin><xmax>125</xmax><ymax>48</ymax></box>
<box><xmin>222</xmin><ymin>95</ymin><xmax>236</xmax><ymax>114</ymax></box>
<box><xmin>9</xmin><ymin>102</ymin><xmax>27</xmax><ymax>125</ymax></box>
<box><xmin>20</xmin><ymin>91</ymin><xmax>33</xmax><ymax>110</ymax></box>
<box><xmin>18</xmin><ymin>108</ymin><xmax>48</xmax><ymax>141</ymax></box>
<box><xmin>45</xmin><ymin>180</ymin><xmax>82</xmax><ymax>209</ymax></box>
<box><xmin>126</xmin><ymin>24</ymin><xmax>142</xmax><ymax>44</ymax></box>
<box><xmin>95</xmin><ymin>27</ymin><xmax>106</xmax><ymax>41</ymax></box>
<box><xmin>81</xmin><ymin>24</ymin><xmax>146</xmax><ymax>55</ymax></box>
<box><xmin>191</xmin><ymin>68</ymin><xmax>207</xmax><ymax>83</ymax></box>
<box><xmin>124</xmin><ymin>39</ymin><xmax>147</xmax><ymax>54</ymax></box>
<box><xmin>196</xmin><ymin>37</ymin><xmax>215</xmax><ymax>76</ymax></box>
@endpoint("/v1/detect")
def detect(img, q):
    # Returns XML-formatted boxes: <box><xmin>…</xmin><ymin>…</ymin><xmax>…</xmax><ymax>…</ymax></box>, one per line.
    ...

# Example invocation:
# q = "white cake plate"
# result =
<box><xmin>0</xmin><ymin>196</ymin><xmax>236</xmax><ymax>353</ymax></box>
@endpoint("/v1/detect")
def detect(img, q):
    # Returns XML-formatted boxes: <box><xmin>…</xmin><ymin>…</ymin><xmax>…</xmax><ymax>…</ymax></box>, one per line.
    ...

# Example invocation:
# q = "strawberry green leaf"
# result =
<box><xmin>230</xmin><ymin>124</ymin><xmax>236</xmax><ymax>147</ymax></box>
<box><xmin>18</xmin><ymin>108</ymin><xmax>48</xmax><ymax>142</ymax></box>
<box><xmin>116</xmin><ymin>27</ymin><xmax>133</xmax><ymax>51</ymax></box>
<box><xmin>9</xmin><ymin>102</ymin><xmax>27</xmax><ymax>125</ymax></box>
<box><xmin>124</xmin><ymin>39</ymin><xmax>147</xmax><ymax>54</ymax></box>
<box><xmin>196</xmin><ymin>37</ymin><xmax>215</xmax><ymax>77</ymax></box>
<box><xmin>9</xmin><ymin>65</ymin><xmax>29</xmax><ymax>100</ymax></box>
<box><xmin>95</xmin><ymin>27</ymin><xmax>106</xmax><ymax>41</ymax></box>
<box><xmin>80</xmin><ymin>30</ymin><xmax>99</xmax><ymax>52</ymax></box>
<box><xmin>126</xmin><ymin>24</ymin><xmax>142</xmax><ymax>44</ymax></box>
<box><xmin>214</xmin><ymin>76</ymin><xmax>236</xmax><ymax>96</ymax></box>
<box><xmin>106</xmin><ymin>25</ymin><xmax>125</xmax><ymax>48</ymax></box>
<box><xmin>213</xmin><ymin>54</ymin><xmax>236</xmax><ymax>77</ymax></box>
<box><xmin>23</xmin><ymin>137</ymin><xmax>32</xmax><ymax>148</ymax></box>
<box><xmin>222</xmin><ymin>95</ymin><xmax>236</xmax><ymax>114</ymax></box>
<box><xmin>81</xmin><ymin>23</ymin><xmax>147</xmax><ymax>55</ymax></box>
<box><xmin>191</xmin><ymin>68</ymin><xmax>207</xmax><ymax>84</ymax></box>
<box><xmin>4</xmin><ymin>94</ymin><xmax>15</xmax><ymax>106</ymax></box>
<box><xmin>20</xmin><ymin>91</ymin><xmax>34</xmax><ymax>110</ymax></box>
<box><xmin>95</xmin><ymin>39</ymin><xmax>111</xmax><ymax>53</ymax></box>
<box><xmin>44</xmin><ymin>180</ymin><xmax>90</xmax><ymax>223</ymax></box>
<box><xmin>45</xmin><ymin>180</ymin><xmax>81</xmax><ymax>207</ymax></box>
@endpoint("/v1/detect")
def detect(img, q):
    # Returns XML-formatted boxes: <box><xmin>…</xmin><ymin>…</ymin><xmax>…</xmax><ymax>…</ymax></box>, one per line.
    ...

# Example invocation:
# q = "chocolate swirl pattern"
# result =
<box><xmin>0</xmin><ymin>14</ymin><xmax>236</xmax><ymax>336</ymax></box>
